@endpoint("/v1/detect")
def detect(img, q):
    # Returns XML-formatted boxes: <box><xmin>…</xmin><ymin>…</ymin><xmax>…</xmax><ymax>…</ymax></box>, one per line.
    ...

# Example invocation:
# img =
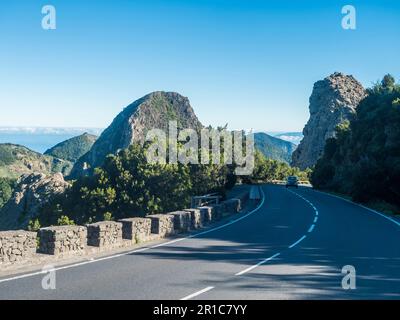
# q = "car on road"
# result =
<box><xmin>286</xmin><ymin>176</ymin><xmax>299</xmax><ymax>188</ymax></box>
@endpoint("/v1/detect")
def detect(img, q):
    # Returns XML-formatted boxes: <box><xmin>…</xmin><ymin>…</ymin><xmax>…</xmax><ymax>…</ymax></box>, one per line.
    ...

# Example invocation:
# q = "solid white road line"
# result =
<box><xmin>235</xmin><ymin>253</ymin><xmax>281</xmax><ymax>276</ymax></box>
<box><xmin>180</xmin><ymin>286</ymin><xmax>215</xmax><ymax>300</ymax></box>
<box><xmin>0</xmin><ymin>187</ymin><xmax>266</xmax><ymax>284</ymax></box>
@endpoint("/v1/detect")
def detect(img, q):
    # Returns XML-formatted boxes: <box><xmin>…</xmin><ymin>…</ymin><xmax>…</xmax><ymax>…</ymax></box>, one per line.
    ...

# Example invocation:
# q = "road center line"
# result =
<box><xmin>180</xmin><ymin>286</ymin><xmax>215</xmax><ymax>300</ymax></box>
<box><xmin>289</xmin><ymin>235</ymin><xmax>307</xmax><ymax>248</ymax></box>
<box><xmin>308</xmin><ymin>224</ymin><xmax>315</xmax><ymax>233</ymax></box>
<box><xmin>235</xmin><ymin>253</ymin><xmax>281</xmax><ymax>276</ymax></box>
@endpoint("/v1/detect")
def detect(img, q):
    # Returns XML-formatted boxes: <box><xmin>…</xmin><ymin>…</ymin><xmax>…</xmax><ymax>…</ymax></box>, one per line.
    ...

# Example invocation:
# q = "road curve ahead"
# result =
<box><xmin>0</xmin><ymin>185</ymin><xmax>399</xmax><ymax>300</ymax></box>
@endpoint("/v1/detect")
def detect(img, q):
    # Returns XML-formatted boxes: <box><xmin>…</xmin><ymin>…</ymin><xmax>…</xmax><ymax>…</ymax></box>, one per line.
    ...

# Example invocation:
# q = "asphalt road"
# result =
<box><xmin>1</xmin><ymin>185</ymin><xmax>399</xmax><ymax>300</ymax></box>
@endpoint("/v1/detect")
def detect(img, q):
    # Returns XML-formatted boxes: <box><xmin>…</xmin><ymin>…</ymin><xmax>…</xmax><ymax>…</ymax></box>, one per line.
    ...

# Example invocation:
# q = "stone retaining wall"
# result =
<box><xmin>38</xmin><ymin>226</ymin><xmax>87</xmax><ymax>256</ymax></box>
<box><xmin>148</xmin><ymin>214</ymin><xmax>175</xmax><ymax>237</ymax></box>
<box><xmin>119</xmin><ymin>217</ymin><xmax>151</xmax><ymax>243</ymax></box>
<box><xmin>87</xmin><ymin>221</ymin><xmax>122</xmax><ymax>248</ymax></box>
<box><xmin>0</xmin><ymin>231</ymin><xmax>37</xmax><ymax>265</ymax></box>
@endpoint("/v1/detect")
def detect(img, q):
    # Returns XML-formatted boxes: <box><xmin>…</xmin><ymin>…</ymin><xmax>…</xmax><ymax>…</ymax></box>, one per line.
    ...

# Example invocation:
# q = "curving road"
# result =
<box><xmin>0</xmin><ymin>185</ymin><xmax>399</xmax><ymax>300</ymax></box>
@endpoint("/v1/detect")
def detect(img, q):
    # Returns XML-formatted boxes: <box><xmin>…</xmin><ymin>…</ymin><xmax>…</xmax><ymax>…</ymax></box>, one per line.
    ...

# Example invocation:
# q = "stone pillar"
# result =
<box><xmin>184</xmin><ymin>208</ymin><xmax>203</xmax><ymax>229</ymax></box>
<box><xmin>210</xmin><ymin>204</ymin><xmax>223</xmax><ymax>221</ymax></box>
<box><xmin>38</xmin><ymin>225</ymin><xmax>87</xmax><ymax>256</ymax></box>
<box><xmin>0</xmin><ymin>231</ymin><xmax>37</xmax><ymax>265</ymax></box>
<box><xmin>86</xmin><ymin>221</ymin><xmax>122</xmax><ymax>248</ymax></box>
<box><xmin>148</xmin><ymin>214</ymin><xmax>175</xmax><ymax>237</ymax></box>
<box><xmin>222</xmin><ymin>198</ymin><xmax>241</xmax><ymax>213</ymax></box>
<box><xmin>169</xmin><ymin>211</ymin><xmax>191</xmax><ymax>233</ymax></box>
<box><xmin>119</xmin><ymin>217</ymin><xmax>151</xmax><ymax>243</ymax></box>
<box><xmin>197</xmin><ymin>206</ymin><xmax>214</xmax><ymax>223</ymax></box>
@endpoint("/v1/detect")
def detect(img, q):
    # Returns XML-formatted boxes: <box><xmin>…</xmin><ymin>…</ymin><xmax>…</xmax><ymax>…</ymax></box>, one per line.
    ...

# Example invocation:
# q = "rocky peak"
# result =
<box><xmin>0</xmin><ymin>173</ymin><xmax>70</xmax><ymax>230</ymax></box>
<box><xmin>70</xmin><ymin>91</ymin><xmax>203</xmax><ymax>177</ymax></box>
<box><xmin>292</xmin><ymin>72</ymin><xmax>367</xmax><ymax>169</ymax></box>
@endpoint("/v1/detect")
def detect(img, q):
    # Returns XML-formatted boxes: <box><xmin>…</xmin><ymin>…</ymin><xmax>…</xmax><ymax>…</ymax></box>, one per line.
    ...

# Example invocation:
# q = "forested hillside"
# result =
<box><xmin>311</xmin><ymin>75</ymin><xmax>400</xmax><ymax>214</ymax></box>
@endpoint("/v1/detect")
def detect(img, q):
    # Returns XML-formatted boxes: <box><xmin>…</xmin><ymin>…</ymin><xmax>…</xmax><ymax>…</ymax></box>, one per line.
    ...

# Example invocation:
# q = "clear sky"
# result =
<box><xmin>1</xmin><ymin>0</ymin><xmax>399</xmax><ymax>131</ymax></box>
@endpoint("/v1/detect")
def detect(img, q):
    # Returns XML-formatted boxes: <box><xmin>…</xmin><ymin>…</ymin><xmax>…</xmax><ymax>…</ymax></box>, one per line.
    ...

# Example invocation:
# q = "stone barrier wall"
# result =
<box><xmin>0</xmin><ymin>231</ymin><xmax>37</xmax><ymax>265</ymax></box>
<box><xmin>1</xmin><ymin>189</ymin><xmax>252</xmax><ymax>267</ymax></box>
<box><xmin>222</xmin><ymin>198</ymin><xmax>241</xmax><ymax>213</ymax></box>
<box><xmin>87</xmin><ymin>221</ymin><xmax>122</xmax><ymax>248</ymax></box>
<box><xmin>38</xmin><ymin>225</ymin><xmax>87</xmax><ymax>256</ymax></box>
<box><xmin>184</xmin><ymin>208</ymin><xmax>202</xmax><ymax>229</ymax></box>
<box><xmin>169</xmin><ymin>211</ymin><xmax>191</xmax><ymax>233</ymax></box>
<box><xmin>148</xmin><ymin>214</ymin><xmax>175</xmax><ymax>237</ymax></box>
<box><xmin>197</xmin><ymin>206</ymin><xmax>213</xmax><ymax>223</ymax></box>
<box><xmin>119</xmin><ymin>217</ymin><xmax>151</xmax><ymax>243</ymax></box>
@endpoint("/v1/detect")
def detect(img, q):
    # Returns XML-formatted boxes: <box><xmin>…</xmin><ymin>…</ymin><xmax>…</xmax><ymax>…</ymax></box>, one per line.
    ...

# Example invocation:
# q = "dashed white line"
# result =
<box><xmin>180</xmin><ymin>286</ymin><xmax>215</xmax><ymax>300</ymax></box>
<box><xmin>235</xmin><ymin>253</ymin><xmax>281</xmax><ymax>276</ymax></box>
<box><xmin>308</xmin><ymin>224</ymin><xmax>315</xmax><ymax>233</ymax></box>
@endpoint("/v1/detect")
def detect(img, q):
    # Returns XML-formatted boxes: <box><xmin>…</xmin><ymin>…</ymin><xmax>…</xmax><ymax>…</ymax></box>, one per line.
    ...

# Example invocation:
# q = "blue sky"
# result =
<box><xmin>1</xmin><ymin>0</ymin><xmax>399</xmax><ymax>131</ymax></box>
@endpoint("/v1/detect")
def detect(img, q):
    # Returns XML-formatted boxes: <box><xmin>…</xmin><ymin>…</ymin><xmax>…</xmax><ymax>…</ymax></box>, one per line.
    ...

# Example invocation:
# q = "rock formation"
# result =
<box><xmin>292</xmin><ymin>72</ymin><xmax>367</xmax><ymax>169</ymax></box>
<box><xmin>70</xmin><ymin>91</ymin><xmax>203</xmax><ymax>177</ymax></box>
<box><xmin>0</xmin><ymin>173</ymin><xmax>70</xmax><ymax>230</ymax></box>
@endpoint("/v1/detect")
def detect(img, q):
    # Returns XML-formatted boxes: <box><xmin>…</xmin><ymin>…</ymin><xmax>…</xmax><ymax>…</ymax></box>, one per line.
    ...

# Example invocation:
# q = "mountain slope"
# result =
<box><xmin>0</xmin><ymin>143</ymin><xmax>72</xmax><ymax>179</ymax></box>
<box><xmin>44</xmin><ymin>133</ymin><xmax>97</xmax><ymax>163</ymax></box>
<box><xmin>254</xmin><ymin>132</ymin><xmax>296</xmax><ymax>164</ymax></box>
<box><xmin>70</xmin><ymin>91</ymin><xmax>203</xmax><ymax>177</ymax></box>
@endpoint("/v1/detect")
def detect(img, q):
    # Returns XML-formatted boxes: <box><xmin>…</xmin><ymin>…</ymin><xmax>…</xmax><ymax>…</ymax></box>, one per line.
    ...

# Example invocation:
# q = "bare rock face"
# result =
<box><xmin>70</xmin><ymin>91</ymin><xmax>203</xmax><ymax>177</ymax></box>
<box><xmin>0</xmin><ymin>173</ymin><xmax>70</xmax><ymax>231</ymax></box>
<box><xmin>292</xmin><ymin>72</ymin><xmax>367</xmax><ymax>169</ymax></box>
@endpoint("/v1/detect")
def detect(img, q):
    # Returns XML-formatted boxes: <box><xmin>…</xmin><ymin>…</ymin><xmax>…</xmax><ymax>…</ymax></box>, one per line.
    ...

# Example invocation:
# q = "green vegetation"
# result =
<box><xmin>0</xmin><ymin>143</ymin><xmax>73</xmax><ymax>179</ymax></box>
<box><xmin>38</xmin><ymin>143</ymin><xmax>234</xmax><ymax>227</ymax></box>
<box><xmin>44</xmin><ymin>133</ymin><xmax>97</xmax><ymax>163</ymax></box>
<box><xmin>254</xmin><ymin>132</ymin><xmax>296</xmax><ymax>164</ymax></box>
<box><xmin>0</xmin><ymin>177</ymin><xmax>15</xmax><ymax>208</ymax></box>
<box><xmin>244</xmin><ymin>150</ymin><xmax>311</xmax><ymax>183</ymax></box>
<box><xmin>311</xmin><ymin>74</ymin><xmax>400</xmax><ymax>215</ymax></box>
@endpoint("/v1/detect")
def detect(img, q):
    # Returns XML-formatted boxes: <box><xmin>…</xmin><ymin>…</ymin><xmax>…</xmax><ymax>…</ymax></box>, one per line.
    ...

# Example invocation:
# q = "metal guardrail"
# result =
<box><xmin>191</xmin><ymin>193</ymin><xmax>221</xmax><ymax>208</ymax></box>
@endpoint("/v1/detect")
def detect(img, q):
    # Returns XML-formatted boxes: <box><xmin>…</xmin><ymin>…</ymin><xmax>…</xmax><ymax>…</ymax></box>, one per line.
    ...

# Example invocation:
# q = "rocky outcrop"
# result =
<box><xmin>0</xmin><ymin>173</ymin><xmax>70</xmax><ymax>231</ymax></box>
<box><xmin>292</xmin><ymin>72</ymin><xmax>367</xmax><ymax>169</ymax></box>
<box><xmin>70</xmin><ymin>91</ymin><xmax>203</xmax><ymax>177</ymax></box>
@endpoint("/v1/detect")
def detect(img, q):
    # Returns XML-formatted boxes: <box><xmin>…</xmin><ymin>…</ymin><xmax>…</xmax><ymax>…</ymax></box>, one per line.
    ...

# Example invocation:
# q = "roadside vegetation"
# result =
<box><xmin>311</xmin><ymin>75</ymin><xmax>400</xmax><ymax>215</ymax></box>
<box><xmin>0</xmin><ymin>177</ymin><xmax>15</xmax><ymax>209</ymax></box>
<box><xmin>37</xmin><ymin>143</ymin><xmax>236</xmax><ymax>227</ymax></box>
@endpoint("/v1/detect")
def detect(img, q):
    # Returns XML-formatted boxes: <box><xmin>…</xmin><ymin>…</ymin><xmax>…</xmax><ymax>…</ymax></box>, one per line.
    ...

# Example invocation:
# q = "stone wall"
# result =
<box><xmin>148</xmin><ymin>214</ymin><xmax>175</xmax><ymax>237</ymax></box>
<box><xmin>87</xmin><ymin>221</ymin><xmax>122</xmax><ymax>248</ymax></box>
<box><xmin>169</xmin><ymin>211</ymin><xmax>191</xmax><ymax>233</ymax></box>
<box><xmin>223</xmin><ymin>198</ymin><xmax>241</xmax><ymax>213</ymax></box>
<box><xmin>184</xmin><ymin>208</ymin><xmax>202</xmax><ymax>229</ymax></box>
<box><xmin>119</xmin><ymin>217</ymin><xmax>151</xmax><ymax>243</ymax></box>
<box><xmin>0</xmin><ymin>230</ymin><xmax>37</xmax><ymax>265</ymax></box>
<box><xmin>38</xmin><ymin>225</ymin><xmax>87</xmax><ymax>256</ymax></box>
<box><xmin>197</xmin><ymin>206</ymin><xmax>214</xmax><ymax>223</ymax></box>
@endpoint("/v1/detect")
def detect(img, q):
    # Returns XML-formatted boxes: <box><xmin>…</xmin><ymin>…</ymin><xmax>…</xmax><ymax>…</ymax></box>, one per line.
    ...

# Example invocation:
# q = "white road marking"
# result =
<box><xmin>288</xmin><ymin>235</ymin><xmax>307</xmax><ymax>248</ymax></box>
<box><xmin>0</xmin><ymin>187</ymin><xmax>266</xmax><ymax>284</ymax></box>
<box><xmin>313</xmin><ymin>216</ymin><xmax>318</xmax><ymax>223</ymax></box>
<box><xmin>308</xmin><ymin>224</ymin><xmax>315</xmax><ymax>233</ymax></box>
<box><xmin>180</xmin><ymin>286</ymin><xmax>215</xmax><ymax>300</ymax></box>
<box><xmin>235</xmin><ymin>253</ymin><xmax>281</xmax><ymax>276</ymax></box>
<box><xmin>313</xmin><ymin>189</ymin><xmax>400</xmax><ymax>228</ymax></box>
